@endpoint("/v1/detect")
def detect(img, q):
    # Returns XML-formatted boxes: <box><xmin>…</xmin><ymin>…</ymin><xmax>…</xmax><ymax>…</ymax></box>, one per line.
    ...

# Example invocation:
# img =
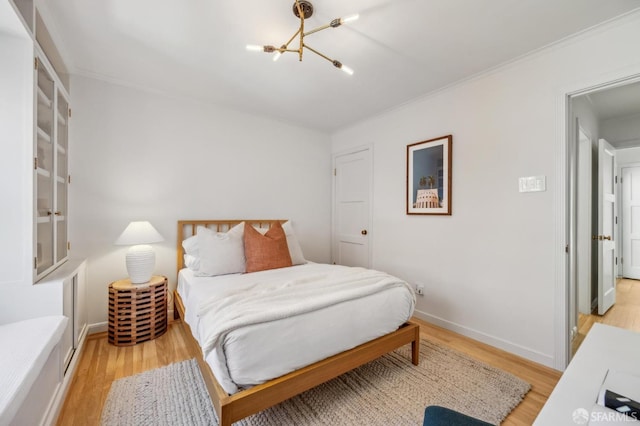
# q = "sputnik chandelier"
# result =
<box><xmin>246</xmin><ymin>0</ymin><xmax>359</xmax><ymax>75</ymax></box>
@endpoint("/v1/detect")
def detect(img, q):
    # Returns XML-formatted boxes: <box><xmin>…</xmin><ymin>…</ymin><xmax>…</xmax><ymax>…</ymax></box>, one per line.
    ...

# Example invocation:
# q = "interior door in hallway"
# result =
<box><xmin>597</xmin><ymin>139</ymin><xmax>616</xmax><ymax>315</ymax></box>
<box><xmin>622</xmin><ymin>166</ymin><xmax>640</xmax><ymax>279</ymax></box>
<box><xmin>332</xmin><ymin>148</ymin><xmax>371</xmax><ymax>268</ymax></box>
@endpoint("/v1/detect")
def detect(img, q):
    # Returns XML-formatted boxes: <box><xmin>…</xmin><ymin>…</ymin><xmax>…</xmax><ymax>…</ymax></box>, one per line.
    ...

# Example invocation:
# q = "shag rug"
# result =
<box><xmin>100</xmin><ymin>340</ymin><xmax>530</xmax><ymax>426</ymax></box>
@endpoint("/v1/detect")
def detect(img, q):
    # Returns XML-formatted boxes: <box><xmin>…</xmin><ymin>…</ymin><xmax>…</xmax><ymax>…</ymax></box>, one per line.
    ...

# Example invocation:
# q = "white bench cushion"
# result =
<box><xmin>0</xmin><ymin>315</ymin><xmax>67</xmax><ymax>425</ymax></box>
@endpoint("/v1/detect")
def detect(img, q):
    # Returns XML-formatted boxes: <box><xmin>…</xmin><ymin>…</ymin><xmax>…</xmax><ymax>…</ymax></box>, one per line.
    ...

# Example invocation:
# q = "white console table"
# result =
<box><xmin>535</xmin><ymin>323</ymin><xmax>640</xmax><ymax>425</ymax></box>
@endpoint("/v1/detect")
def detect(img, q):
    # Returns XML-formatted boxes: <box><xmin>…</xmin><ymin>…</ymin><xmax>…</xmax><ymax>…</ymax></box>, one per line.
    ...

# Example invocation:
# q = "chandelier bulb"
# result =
<box><xmin>341</xmin><ymin>14</ymin><xmax>359</xmax><ymax>24</ymax></box>
<box><xmin>273</xmin><ymin>51</ymin><xmax>282</xmax><ymax>62</ymax></box>
<box><xmin>247</xmin><ymin>45</ymin><xmax>278</xmax><ymax>53</ymax></box>
<box><xmin>340</xmin><ymin>64</ymin><xmax>354</xmax><ymax>76</ymax></box>
<box><xmin>332</xmin><ymin>60</ymin><xmax>354</xmax><ymax>76</ymax></box>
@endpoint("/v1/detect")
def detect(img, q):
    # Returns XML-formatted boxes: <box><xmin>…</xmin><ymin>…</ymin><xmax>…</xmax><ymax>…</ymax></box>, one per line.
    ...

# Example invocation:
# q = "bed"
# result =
<box><xmin>174</xmin><ymin>219</ymin><xmax>420</xmax><ymax>426</ymax></box>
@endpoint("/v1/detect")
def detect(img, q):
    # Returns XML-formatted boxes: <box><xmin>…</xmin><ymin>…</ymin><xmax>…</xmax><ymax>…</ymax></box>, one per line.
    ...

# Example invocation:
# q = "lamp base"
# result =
<box><xmin>126</xmin><ymin>245</ymin><xmax>155</xmax><ymax>284</ymax></box>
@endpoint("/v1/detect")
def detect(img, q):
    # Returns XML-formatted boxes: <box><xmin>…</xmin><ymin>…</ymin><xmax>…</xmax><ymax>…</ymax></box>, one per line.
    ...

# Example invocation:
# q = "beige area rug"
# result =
<box><xmin>101</xmin><ymin>340</ymin><xmax>530</xmax><ymax>426</ymax></box>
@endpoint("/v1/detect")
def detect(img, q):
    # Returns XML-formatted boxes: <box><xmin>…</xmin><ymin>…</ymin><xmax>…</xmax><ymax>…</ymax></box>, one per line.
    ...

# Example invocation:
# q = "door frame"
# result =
<box><xmin>331</xmin><ymin>144</ymin><xmax>374</xmax><ymax>267</ymax></box>
<box><xmin>576</xmin><ymin>124</ymin><xmax>593</xmax><ymax>317</ymax></box>
<box><xmin>560</xmin><ymin>73</ymin><xmax>640</xmax><ymax>369</ymax></box>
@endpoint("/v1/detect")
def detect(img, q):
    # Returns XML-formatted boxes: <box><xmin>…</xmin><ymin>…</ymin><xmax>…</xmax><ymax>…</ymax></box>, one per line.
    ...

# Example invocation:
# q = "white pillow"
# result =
<box><xmin>282</xmin><ymin>221</ymin><xmax>306</xmax><ymax>265</ymax></box>
<box><xmin>197</xmin><ymin>222</ymin><xmax>246</xmax><ymax>276</ymax></box>
<box><xmin>184</xmin><ymin>254</ymin><xmax>200</xmax><ymax>271</ymax></box>
<box><xmin>182</xmin><ymin>235</ymin><xmax>199</xmax><ymax>256</ymax></box>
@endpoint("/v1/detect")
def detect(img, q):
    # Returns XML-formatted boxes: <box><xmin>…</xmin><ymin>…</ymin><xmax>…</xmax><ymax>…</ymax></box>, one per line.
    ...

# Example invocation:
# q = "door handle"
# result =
<box><xmin>361</xmin><ymin>230</ymin><xmax>368</xmax><ymax>235</ymax></box>
<box><xmin>593</xmin><ymin>235</ymin><xmax>612</xmax><ymax>241</ymax></box>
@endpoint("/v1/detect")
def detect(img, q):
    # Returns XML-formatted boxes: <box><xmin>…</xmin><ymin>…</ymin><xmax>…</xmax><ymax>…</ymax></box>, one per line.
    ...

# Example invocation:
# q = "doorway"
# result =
<box><xmin>568</xmin><ymin>79</ymin><xmax>640</xmax><ymax>358</ymax></box>
<box><xmin>331</xmin><ymin>146</ymin><xmax>372</xmax><ymax>268</ymax></box>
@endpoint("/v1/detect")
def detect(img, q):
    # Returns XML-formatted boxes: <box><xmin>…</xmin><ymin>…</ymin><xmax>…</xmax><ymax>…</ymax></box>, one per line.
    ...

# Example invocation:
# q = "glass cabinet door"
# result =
<box><xmin>55</xmin><ymin>90</ymin><xmax>69</xmax><ymax>263</ymax></box>
<box><xmin>36</xmin><ymin>60</ymin><xmax>55</xmax><ymax>275</ymax></box>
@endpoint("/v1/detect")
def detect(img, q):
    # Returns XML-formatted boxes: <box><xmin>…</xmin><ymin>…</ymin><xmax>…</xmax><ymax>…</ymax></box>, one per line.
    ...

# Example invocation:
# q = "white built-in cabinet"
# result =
<box><xmin>1</xmin><ymin>2</ymin><xmax>86</xmax><ymax>424</ymax></box>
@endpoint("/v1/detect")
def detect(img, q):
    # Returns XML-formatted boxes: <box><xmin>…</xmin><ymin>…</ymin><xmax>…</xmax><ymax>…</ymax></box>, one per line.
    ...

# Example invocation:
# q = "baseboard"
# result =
<box><xmin>413</xmin><ymin>309</ymin><xmax>555</xmax><ymax>368</ymax></box>
<box><xmin>87</xmin><ymin>321</ymin><xmax>108</xmax><ymax>335</ymax></box>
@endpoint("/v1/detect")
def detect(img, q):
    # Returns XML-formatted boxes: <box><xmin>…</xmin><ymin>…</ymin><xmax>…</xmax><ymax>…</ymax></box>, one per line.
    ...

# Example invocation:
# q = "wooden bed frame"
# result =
<box><xmin>175</xmin><ymin>219</ymin><xmax>420</xmax><ymax>426</ymax></box>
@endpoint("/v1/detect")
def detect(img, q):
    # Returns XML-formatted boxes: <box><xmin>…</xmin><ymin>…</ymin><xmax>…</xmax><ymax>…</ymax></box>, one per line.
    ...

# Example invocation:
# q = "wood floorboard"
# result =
<box><xmin>56</xmin><ymin>318</ymin><xmax>561</xmax><ymax>425</ymax></box>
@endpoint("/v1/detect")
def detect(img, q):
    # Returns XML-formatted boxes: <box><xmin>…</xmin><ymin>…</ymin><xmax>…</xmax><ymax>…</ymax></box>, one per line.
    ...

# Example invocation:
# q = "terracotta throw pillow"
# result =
<box><xmin>244</xmin><ymin>222</ymin><xmax>293</xmax><ymax>273</ymax></box>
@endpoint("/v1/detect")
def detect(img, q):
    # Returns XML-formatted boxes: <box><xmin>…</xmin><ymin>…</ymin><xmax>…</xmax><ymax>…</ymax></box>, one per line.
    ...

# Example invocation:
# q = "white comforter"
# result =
<box><xmin>198</xmin><ymin>266</ymin><xmax>414</xmax><ymax>358</ymax></box>
<box><xmin>178</xmin><ymin>263</ymin><xmax>415</xmax><ymax>394</ymax></box>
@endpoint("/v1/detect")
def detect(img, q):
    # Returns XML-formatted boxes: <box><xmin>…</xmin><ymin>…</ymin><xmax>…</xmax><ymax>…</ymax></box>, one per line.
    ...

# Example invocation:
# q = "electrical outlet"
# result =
<box><xmin>416</xmin><ymin>284</ymin><xmax>424</xmax><ymax>296</ymax></box>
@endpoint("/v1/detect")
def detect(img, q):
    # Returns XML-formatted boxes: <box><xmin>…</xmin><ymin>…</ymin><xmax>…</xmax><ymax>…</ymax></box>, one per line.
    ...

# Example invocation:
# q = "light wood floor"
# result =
<box><xmin>57</xmin><ymin>318</ymin><xmax>561</xmax><ymax>426</ymax></box>
<box><xmin>573</xmin><ymin>278</ymin><xmax>640</xmax><ymax>354</ymax></box>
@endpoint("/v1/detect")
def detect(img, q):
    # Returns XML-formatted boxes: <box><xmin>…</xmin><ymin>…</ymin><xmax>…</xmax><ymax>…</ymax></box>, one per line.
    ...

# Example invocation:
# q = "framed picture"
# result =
<box><xmin>406</xmin><ymin>135</ymin><xmax>452</xmax><ymax>215</ymax></box>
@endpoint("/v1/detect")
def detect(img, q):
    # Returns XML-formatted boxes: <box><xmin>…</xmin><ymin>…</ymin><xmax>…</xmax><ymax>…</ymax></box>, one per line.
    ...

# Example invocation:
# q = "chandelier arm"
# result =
<box><xmin>303</xmin><ymin>23</ymin><xmax>332</xmax><ymax>37</ymax></box>
<box><xmin>298</xmin><ymin>7</ymin><xmax>304</xmax><ymax>60</ymax></box>
<box><xmin>303</xmin><ymin>43</ymin><xmax>334</xmax><ymax>64</ymax></box>
<box><xmin>279</xmin><ymin>28</ymin><xmax>302</xmax><ymax>51</ymax></box>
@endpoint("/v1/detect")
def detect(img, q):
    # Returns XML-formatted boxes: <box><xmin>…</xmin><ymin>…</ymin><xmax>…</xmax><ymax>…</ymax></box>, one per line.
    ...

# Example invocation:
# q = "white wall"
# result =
<box><xmin>331</xmin><ymin>12</ymin><xmax>640</xmax><ymax>367</ymax></box>
<box><xmin>0</xmin><ymin>9</ymin><xmax>33</xmax><ymax>288</ymax></box>
<box><xmin>69</xmin><ymin>76</ymin><xmax>332</xmax><ymax>327</ymax></box>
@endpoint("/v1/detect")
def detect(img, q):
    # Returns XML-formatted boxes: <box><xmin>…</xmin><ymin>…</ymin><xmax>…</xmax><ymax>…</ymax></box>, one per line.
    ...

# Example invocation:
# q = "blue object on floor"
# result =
<box><xmin>423</xmin><ymin>406</ymin><xmax>493</xmax><ymax>426</ymax></box>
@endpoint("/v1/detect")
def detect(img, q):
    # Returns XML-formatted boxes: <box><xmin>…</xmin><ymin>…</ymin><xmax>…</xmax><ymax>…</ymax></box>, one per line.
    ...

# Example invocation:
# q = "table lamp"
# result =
<box><xmin>115</xmin><ymin>221</ymin><xmax>164</xmax><ymax>284</ymax></box>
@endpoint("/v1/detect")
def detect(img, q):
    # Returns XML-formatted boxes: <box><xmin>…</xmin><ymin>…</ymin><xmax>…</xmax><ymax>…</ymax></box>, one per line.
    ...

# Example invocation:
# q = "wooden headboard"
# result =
<box><xmin>176</xmin><ymin>219</ymin><xmax>286</xmax><ymax>271</ymax></box>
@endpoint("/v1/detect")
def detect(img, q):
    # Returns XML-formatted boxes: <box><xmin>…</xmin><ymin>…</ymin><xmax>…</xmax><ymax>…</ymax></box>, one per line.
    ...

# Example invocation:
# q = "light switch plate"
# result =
<box><xmin>519</xmin><ymin>175</ymin><xmax>546</xmax><ymax>193</ymax></box>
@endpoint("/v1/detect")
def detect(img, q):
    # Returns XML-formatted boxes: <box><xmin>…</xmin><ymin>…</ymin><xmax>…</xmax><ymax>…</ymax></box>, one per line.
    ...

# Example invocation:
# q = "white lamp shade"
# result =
<box><xmin>115</xmin><ymin>221</ymin><xmax>164</xmax><ymax>245</ymax></box>
<box><xmin>115</xmin><ymin>221</ymin><xmax>164</xmax><ymax>284</ymax></box>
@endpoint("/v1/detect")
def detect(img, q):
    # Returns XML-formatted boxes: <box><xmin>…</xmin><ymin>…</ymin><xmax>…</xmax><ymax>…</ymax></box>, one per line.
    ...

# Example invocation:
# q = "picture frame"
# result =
<box><xmin>406</xmin><ymin>135</ymin><xmax>452</xmax><ymax>215</ymax></box>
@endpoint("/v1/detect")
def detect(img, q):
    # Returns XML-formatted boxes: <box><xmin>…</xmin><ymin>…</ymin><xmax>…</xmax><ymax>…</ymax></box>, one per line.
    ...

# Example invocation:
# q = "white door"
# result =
<box><xmin>332</xmin><ymin>148</ymin><xmax>371</xmax><ymax>267</ymax></box>
<box><xmin>597</xmin><ymin>139</ymin><xmax>616</xmax><ymax>315</ymax></box>
<box><xmin>622</xmin><ymin>166</ymin><xmax>640</xmax><ymax>279</ymax></box>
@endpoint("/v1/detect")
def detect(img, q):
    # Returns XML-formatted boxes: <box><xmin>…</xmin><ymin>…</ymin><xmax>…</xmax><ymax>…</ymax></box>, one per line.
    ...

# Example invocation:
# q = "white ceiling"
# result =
<box><xmin>38</xmin><ymin>0</ymin><xmax>640</xmax><ymax>132</ymax></box>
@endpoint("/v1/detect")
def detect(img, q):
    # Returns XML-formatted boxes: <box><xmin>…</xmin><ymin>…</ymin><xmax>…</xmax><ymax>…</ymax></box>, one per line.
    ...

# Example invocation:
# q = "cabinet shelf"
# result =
<box><xmin>37</xmin><ymin>167</ymin><xmax>51</xmax><ymax>178</ymax></box>
<box><xmin>57</xmin><ymin>111</ymin><xmax>66</xmax><ymax>126</ymax></box>
<box><xmin>56</xmin><ymin>145</ymin><xmax>66</xmax><ymax>155</ymax></box>
<box><xmin>37</xmin><ymin>87</ymin><xmax>52</xmax><ymax>108</ymax></box>
<box><xmin>37</xmin><ymin>216</ymin><xmax>51</xmax><ymax>224</ymax></box>
<box><xmin>37</xmin><ymin>126</ymin><xmax>51</xmax><ymax>143</ymax></box>
<box><xmin>56</xmin><ymin>175</ymin><xmax>66</xmax><ymax>183</ymax></box>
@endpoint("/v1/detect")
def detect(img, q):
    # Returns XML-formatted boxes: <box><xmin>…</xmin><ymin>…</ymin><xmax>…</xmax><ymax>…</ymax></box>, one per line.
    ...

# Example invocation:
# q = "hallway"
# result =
<box><xmin>573</xmin><ymin>278</ymin><xmax>640</xmax><ymax>354</ymax></box>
